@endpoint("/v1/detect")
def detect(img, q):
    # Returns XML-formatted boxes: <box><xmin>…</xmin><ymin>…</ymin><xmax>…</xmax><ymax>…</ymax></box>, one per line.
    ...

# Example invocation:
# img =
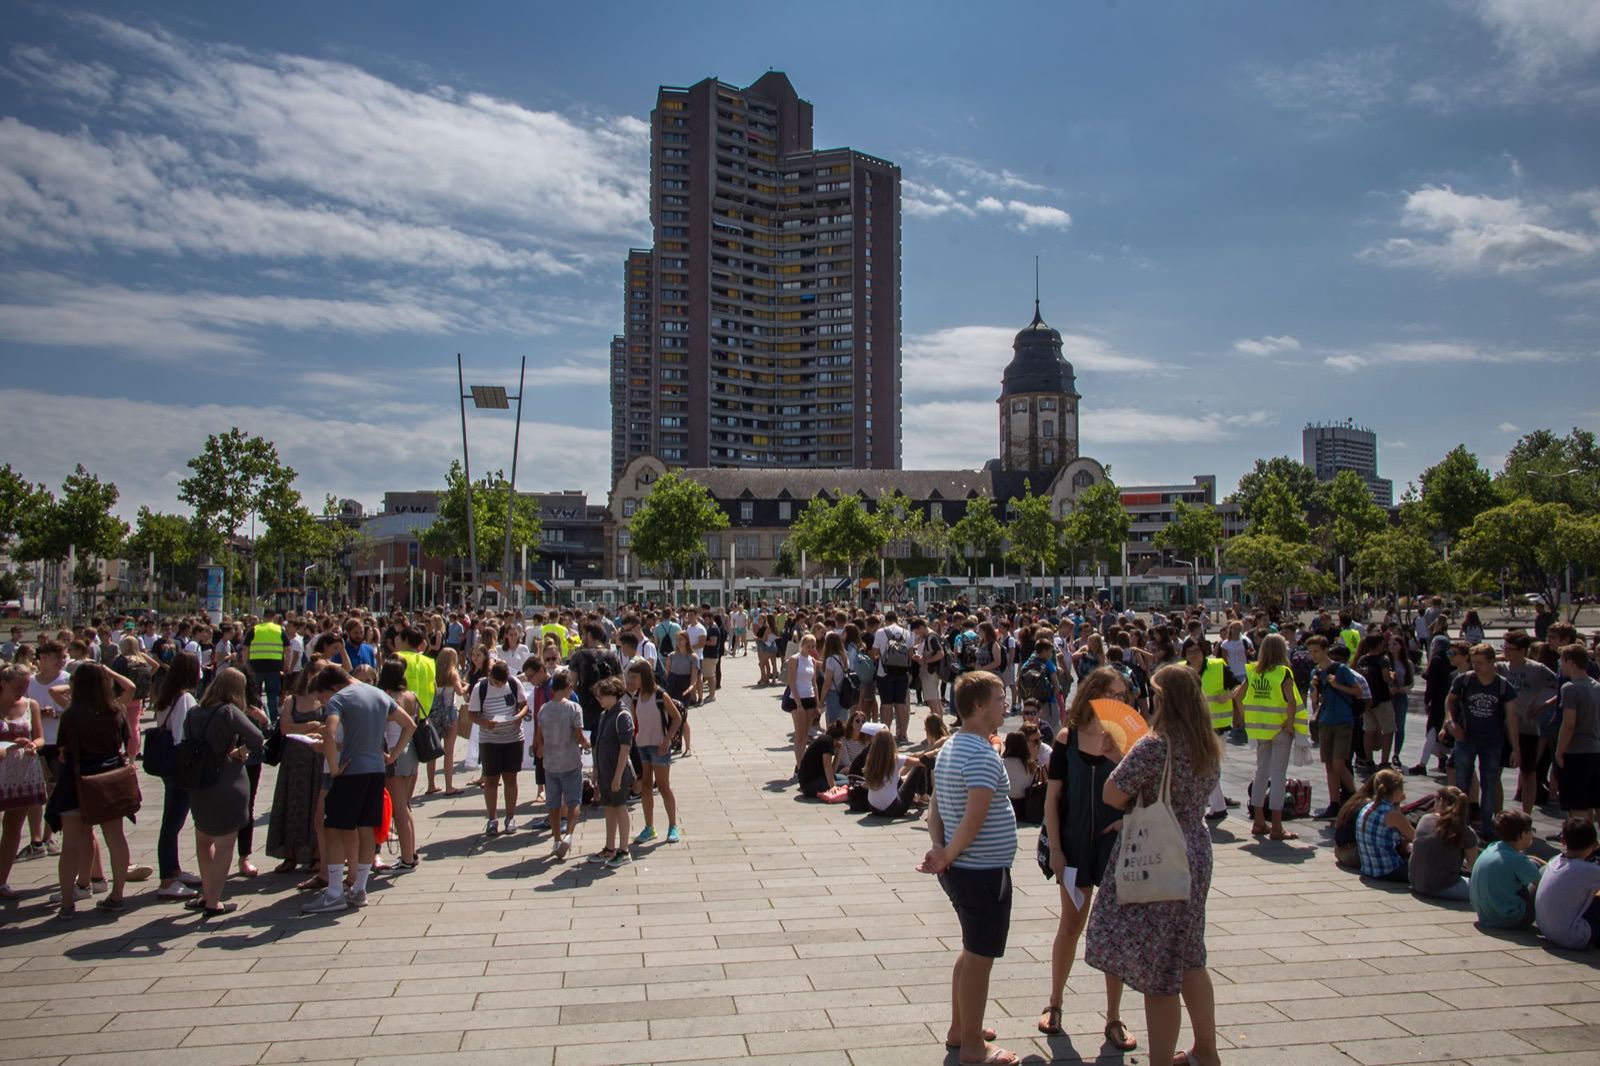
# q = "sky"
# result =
<box><xmin>1</xmin><ymin>0</ymin><xmax>1597</xmax><ymax>523</ymax></box>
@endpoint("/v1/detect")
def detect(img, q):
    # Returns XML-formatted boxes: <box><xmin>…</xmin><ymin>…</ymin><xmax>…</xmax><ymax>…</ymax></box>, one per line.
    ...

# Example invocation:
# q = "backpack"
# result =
<box><xmin>880</xmin><ymin>627</ymin><xmax>911</xmax><ymax>671</ymax></box>
<box><xmin>958</xmin><ymin>637</ymin><xmax>978</xmax><ymax>673</ymax></box>
<box><xmin>474</xmin><ymin>678</ymin><xmax>520</xmax><ymax>717</ymax></box>
<box><xmin>831</xmin><ymin>655</ymin><xmax>861</xmax><ymax>709</ymax></box>
<box><xmin>172</xmin><ymin>706</ymin><xmax>228</xmax><ymax>792</ymax></box>
<box><xmin>1018</xmin><ymin>657</ymin><xmax>1053</xmax><ymax>704</ymax></box>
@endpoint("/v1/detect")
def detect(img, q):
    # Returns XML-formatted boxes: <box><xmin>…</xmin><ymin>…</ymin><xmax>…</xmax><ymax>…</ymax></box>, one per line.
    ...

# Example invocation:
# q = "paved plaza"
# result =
<box><xmin>1</xmin><ymin>651</ymin><xmax>1598</xmax><ymax>1066</ymax></box>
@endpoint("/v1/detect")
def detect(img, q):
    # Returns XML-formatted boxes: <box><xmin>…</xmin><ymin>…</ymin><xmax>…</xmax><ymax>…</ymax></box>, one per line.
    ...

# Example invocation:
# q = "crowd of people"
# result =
<box><xmin>1</xmin><ymin>592</ymin><xmax>1598</xmax><ymax>1066</ymax></box>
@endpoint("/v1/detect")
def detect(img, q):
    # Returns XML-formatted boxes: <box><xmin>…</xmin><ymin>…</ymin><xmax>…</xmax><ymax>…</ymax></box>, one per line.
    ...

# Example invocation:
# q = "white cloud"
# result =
<box><xmin>1233</xmin><ymin>335</ymin><xmax>1302</xmax><ymax>356</ymax></box>
<box><xmin>1085</xmin><ymin>408</ymin><xmax>1276</xmax><ymax>446</ymax></box>
<box><xmin>1469</xmin><ymin>0</ymin><xmax>1600</xmax><ymax>78</ymax></box>
<box><xmin>4</xmin><ymin>43</ymin><xmax>117</xmax><ymax>104</ymax></box>
<box><xmin>0</xmin><ymin>271</ymin><xmax>458</xmax><ymax>357</ymax></box>
<box><xmin>1498</xmin><ymin>421</ymin><xmax>1521</xmax><ymax>433</ymax></box>
<box><xmin>1364</xmin><ymin>184</ymin><xmax>1599</xmax><ymax>273</ymax></box>
<box><xmin>903</xmin><ymin>324</ymin><xmax>1158</xmax><ymax>395</ymax></box>
<box><xmin>973</xmin><ymin>196</ymin><xmax>1071</xmax><ymax>232</ymax></box>
<box><xmin>911</xmin><ymin>152</ymin><xmax>1052</xmax><ymax>194</ymax></box>
<box><xmin>0</xmin><ymin>387</ymin><xmax>611</xmax><ymax>520</ymax></box>
<box><xmin>904</xmin><ymin>153</ymin><xmax>1069</xmax><ymax>230</ymax></box>
<box><xmin>1322</xmin><ymin>341</ymin><xmax>1570</xmax><ymax>372</ymax></box>
<box><xmin>902</xmin><ymin>179</ymin><xmax>975</xmax><ymax>219</ymax></box>
<box><xmin>1251</xmin><ymin>48</ymin><xmax>1399</xmax><ymax>121</ymax></box>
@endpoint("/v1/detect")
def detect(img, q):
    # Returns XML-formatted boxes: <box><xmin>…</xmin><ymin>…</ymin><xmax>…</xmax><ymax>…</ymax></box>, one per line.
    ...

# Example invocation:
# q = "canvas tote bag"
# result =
<box><xmin>1112</xmin><ymin>744</ymin><xmax>1191</xmax><ymax>904</ymax></box>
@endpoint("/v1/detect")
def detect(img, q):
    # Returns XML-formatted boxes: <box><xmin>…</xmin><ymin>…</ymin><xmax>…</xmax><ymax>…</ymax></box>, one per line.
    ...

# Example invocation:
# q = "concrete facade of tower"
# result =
<box><xmin>608</xmin><ymin>72</ymin><xmax>902</xmax><ymax>483</ymax></box>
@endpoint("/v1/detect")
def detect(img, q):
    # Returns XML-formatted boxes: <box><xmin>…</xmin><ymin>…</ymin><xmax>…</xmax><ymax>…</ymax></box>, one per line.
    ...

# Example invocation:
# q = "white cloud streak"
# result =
<box><xmin>1233</xmin><ymin>335</ymin><xmax>1302</xmax><ymax>356</ymax></box>
<box><xmin>903</xmin><ymin>324</ymin><xmax>1159</xmax><ymax>396</ymax></box>
<box><xmin>1322</xmin><ymin>341</ymin><xmax>1571</xmax><ymax>372</ymax></box>
<box><xmin>1470</xmin><ymin>0</ymin><xmax>1600</xmax><ymax>79</ymax></box>
<box><xmin>1364</xmin><ymin>184</ymin><xmax>1599</xmax><ymax>273</ymax></box>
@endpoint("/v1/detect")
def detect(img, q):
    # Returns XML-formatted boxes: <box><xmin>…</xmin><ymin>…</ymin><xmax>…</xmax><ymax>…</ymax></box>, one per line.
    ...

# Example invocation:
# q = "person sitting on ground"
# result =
<box><xmin>861</xmin><ymin>728</ymin><xmax>930</xmax><ymax>817</ymax></box>
<box><xmin>1001</xmin><ymin>730</ymin><xmax>1039</xmax><ymax>803</ymax></box>
<box><xmin>1469</xmin><ymin>809</ymin><xmax>1546</xmax><ymax>929</ymax></box>
<box><xmin>1333</xmin><ymin>776</ymin><xmax>1379</xmax><ymax>870</ymax></box>
<box><xmin>1409</xmin><ymin>786</ymin><xmax>1480</xmax><ymax>900</ymax></box>
<box><xmin>1356</xmin><ymin>768</ymin><xmax>1415</xmax><ymax>882</ymax></box>
<box><xmin>797</xmin><ymin>721</ymin><xmax>844</xmax><ymax>798</ymax></box>
<box><xmin>837</xmin><ymin>710</ymin><xmax>869</xmax><ymax>775</ymax></box>
<box><xmin>921</xmin><ymin>712</ymin><xmax>952</xmax><ymax>755</ymax></box>
<box><xmin>1534</xmin><ymin>816</ymin><xmax>1600</xmax><ymax>949</ymax></box>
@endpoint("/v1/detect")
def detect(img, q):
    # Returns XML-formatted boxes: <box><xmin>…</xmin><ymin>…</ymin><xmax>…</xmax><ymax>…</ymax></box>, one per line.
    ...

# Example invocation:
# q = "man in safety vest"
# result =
<box><xmin>246</xmin><ymin>609</ymin><xmax>289</xmax><ymax>719</ymax></box>
<box><xmin>1242</xmin><ymin>633</ymin><xmax>1308</xmax><ymax>840</ymax></box>
<box><xmin>1184</xmin><ymin>637</ymin><xmax>1242</xmax><ymax>822</ymax></box>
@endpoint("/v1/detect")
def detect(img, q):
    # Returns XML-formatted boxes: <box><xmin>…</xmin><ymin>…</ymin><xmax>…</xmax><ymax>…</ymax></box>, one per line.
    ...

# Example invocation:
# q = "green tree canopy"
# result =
<box><xmin>1230</xmin><ymin>456</ymin><xmax>1324</xmax><ymax>519</ymax></box>
<box><xmin>1064</xmin><ymin>479</ymin><xmax>1131</xmax><ymax>575</ymax></box>
<box><xmin>1005</xmin><ymin>480</ymin><xmax>1061</xmax><ymax>582</ymax></box>
<box><xmin>950</xmin><ymin>496</ymin><xmax>1004</xmax><ymax>569</ymax></box>
<box><xmin>1497</xmin><ymin>428</ymin><xmax>1600</xmax><ymax>514</ymax></box>
<box><xmin>1417</xmin><ymin>445</ymin><xmax>1499</xmax><ymax>541</ymax></box>
<box><xmin>1456</xmin><ymin>499</ymin><xmax>1591</xmax><ymax>612</ymax></box>
<box><xmin>178</xmin><ymin>429</ymin><xmax>298</xmax><ymax>548</ymax></box>
<box><xmin>627</xmin><ymin>471</ymin><xmax>728</xmax><ymax>591</ymax></box>
<box><xmin>18</xmin><ymin>465</ymin><xmax>128</xmax><ymax>564</ymax></box>
<box><xmin>1226</xmin><ymin>533</ymin><xmax>1327</xmax><ymax>608</ymax></box>
<box><xmin>1249</xmin><ymin>472</ymin><xmax>1311</xmax><ymax>543</ymax></box>
<box><xmin>1321</xmin><ymin>469</ymin><xmax>1389</xmax><ymax>564</ymax></box>
<box><xmin>417</xmin><ymin>460</ymin><xmax>542</xmax><ymax>574</ymax></box>
<box><xmin>789</xmin><ymin>493</ymin><xmax>885</xmax><ymax>578</ymax></box>
<box><xmin>1154</xmin><ymin>499</ymin><xmax>1222</xmax><ymax>562</ymax></box>
<box><xmin>1355</xmin><ymin>526</ymin><xmax>1449</xmax><ymax>600</ymax></box>
<box><xmin>0</xmin><ymin>464</ymin><xmax>50</xmax><ymax>551</ymax></box>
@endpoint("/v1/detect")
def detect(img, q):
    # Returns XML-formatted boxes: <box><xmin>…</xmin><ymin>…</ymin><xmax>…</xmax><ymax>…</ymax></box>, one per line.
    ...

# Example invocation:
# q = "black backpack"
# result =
<box><xmin>831</xmin><ymin>655</ymin><xmax>861</xmax><ymax>709</ymax></box>
<box><xmin>1018</xmin><ymin>657</ymin><xmax>1053</xmax><ymax>703</ymax></box>
<box><xmin>173</xmin><ymin>706</ymin><xmax>229</xmax><ymax>792</ymax></box>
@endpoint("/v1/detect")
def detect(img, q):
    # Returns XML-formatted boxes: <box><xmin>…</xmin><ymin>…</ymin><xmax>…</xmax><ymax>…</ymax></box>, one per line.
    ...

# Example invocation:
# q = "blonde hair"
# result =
<box><xmin>199</xmin><ymin>666</ymin><xmax>248</xmax><ymax>711</ymax></box>
<box><xmin>1255</xmin><ymin>633</ymin><xmax>1289</xmax><ymax>673</ymax></box>
<box><xmin>1149</xmin><ymin>663</ymin><xmax>1222</xmax><ymax>779</ymax></box>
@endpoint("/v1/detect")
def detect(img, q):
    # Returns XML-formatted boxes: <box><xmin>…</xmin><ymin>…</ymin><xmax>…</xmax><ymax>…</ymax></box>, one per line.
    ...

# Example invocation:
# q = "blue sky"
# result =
<box><xmin>1</xmin><ymin>0</ymin><xmax>1597</xmax><ymax>520</ymax></box>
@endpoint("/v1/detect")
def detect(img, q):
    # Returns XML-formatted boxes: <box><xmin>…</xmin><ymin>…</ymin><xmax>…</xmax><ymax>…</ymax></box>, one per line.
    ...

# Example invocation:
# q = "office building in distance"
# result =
<box><xmin>1303</xmin><ymin>419</ymin><xmax>1394</xmax><ymax>508</ymax></box>
<box><xmin>609</xmin><ymin>72</ymin><xmax>902</xmax><ymax>482</ymax></box>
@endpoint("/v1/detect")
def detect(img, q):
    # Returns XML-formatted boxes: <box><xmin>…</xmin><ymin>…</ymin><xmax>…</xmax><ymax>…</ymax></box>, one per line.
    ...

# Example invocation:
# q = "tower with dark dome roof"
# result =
<box><xmin>998</xmin><ymin>300</ymin><xmax>1081</xmax><ymax>472</ymax></box>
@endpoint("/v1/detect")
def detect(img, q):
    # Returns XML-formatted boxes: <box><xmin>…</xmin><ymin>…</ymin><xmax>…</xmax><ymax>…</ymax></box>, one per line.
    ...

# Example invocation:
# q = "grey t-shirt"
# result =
<box><xmin>537</xmin><ymin>696</ymin><xmax>584</xmax><ymax>775</ymax></box>
<box><xmin>325</xmin><ymin>682</ymin><xmax>397</xmax><ymax>776</ymax></box>
<box><xmin>1560</xmin><ymin>675</ymin><xmax>1600</xmax><ymax>755</ymax></box>
<box><xmin>1409</xmin><ymin>813</ymin><xmax>1478</xmax><ymax>896</ymax></box>
<box><xmin>471</xmin><ymin>679</ymin><xmax>526</xmax><ymax>745</ymax></box>
<box><xmin>1534</xmin><ymin>853</ymin><xmax>1600</xmax><ymax>949</ymax></box>
<box><xmin>1503</xmin><ymin>660</ymin><xmax>1560</xmax><ymax>734</ymax></box>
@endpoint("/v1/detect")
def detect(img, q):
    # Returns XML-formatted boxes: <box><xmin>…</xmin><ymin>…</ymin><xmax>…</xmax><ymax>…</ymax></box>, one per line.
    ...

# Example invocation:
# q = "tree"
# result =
<box><xmin>1498</xmin><ymin>428</ymin><xmax>1600</xmax><ymax>514</ymax></box>
<box><xmin>1355</xmin><ymin>527</ymin><xmax>1449</xmax><ymax>605</ymax></box>
<box><xmin>950</xmin><ymin>497</ymin><xmax>1004</xmax><ymax>576</ymax></box>
<box><xmin>1226</xmin><ymin>534</ymin><xmax>1326</xmax><ymax>608</ymax></box>
<box><xmin>773</xmin><ymin>538</ymin><xmax>799</xmax><ymax>579</ymax></box>
<box><xmin>873</xmin><ymin>489</ymin><xmax>923</xmax><ymax>582</ymax></box>
<box><xmin>1005</xmin><ymin>481</ymin><xmax>1060</xmax><ymax>596</ymax></box>
<box><xmin>416</xmin><ymin>461</ymin><xmax>542</xmax><ymax>595</ymax></box>
<box><xmin>789</xmin><ymin>493</ymin><xmax>885</xmax><ymax>588</ymax></box>
<box><xmin>627</xmin><ymin>471</ymin><xmax>729</xmax><ymax>601</ymax></box>
<box><xmin>0</xmin><ymin>465</ymin><xmax>50</xmax><ymax>551</ymax></box>
<box><xmin>1154</xmin><ymin>499</ymin><xmax>1222</xmax><ymax>604</ymax></box>
<box><xmin>1230</xmin><ymin>456</ymin><xmax>1324</xmax><ymax>520</ymax></box>
<box><xmin>0</xmin><ymin>570</ymin><xmax>19</xmax><ymax>602</ymax></box>
<box><xmin>126</xmin><ymin>507</ymin><xmax>202</xmax><ymax>599</ymax></box>
<box><xmin>1456</xmin><ymin>500</ymin><xmax>1590</xmax><ymax>614</ymax></box>
<box><xmin>918</xmin><ymin>512</ymin><xmax>954</xmax><ymax>576</ymax></box>
<box><xmin>1417</xmin><ymin>445</ymin><xmax>1499</xmax><ymax>541</ymax></box>
<box><xmin>1064</xmin><ymin>480</ymin><xmax>1132</xmax><ymax>578</ymax></box>
<box><xmin>1249</xmin><ymin>472</ymin><xmax>1311</xmax><ymax>542</ymax></box>
<box><xmin>179</xmin><ymin>429</ymin><xmax>298</xmax><ymax>608</ymax></box>
<box><xmin>1320</xmin><ymin>469</ymin><xmax>1389</xmax><ymax>599</ymax></box>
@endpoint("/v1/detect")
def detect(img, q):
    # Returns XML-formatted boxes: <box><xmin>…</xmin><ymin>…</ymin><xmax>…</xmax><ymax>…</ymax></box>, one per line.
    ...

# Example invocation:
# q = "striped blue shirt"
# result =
<box><xmin>934</xmin><ymin>732</ymin><xmax>1017</xmax><ymax>870</ymax></box>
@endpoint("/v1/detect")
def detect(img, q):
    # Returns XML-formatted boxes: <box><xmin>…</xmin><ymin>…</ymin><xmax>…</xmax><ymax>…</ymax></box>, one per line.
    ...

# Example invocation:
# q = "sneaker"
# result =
<box><xmin>1406</xmin><ymin>764</ymin><xmax>1428</xmax><ymax>776</ymax></box>
<box><xmin>301</xmin><ymin>891</ymin><xmax>350</xmax><ymax>914</ymax></box>
<box><xmin>45</xmin><ymin>838</ymin><xmax>60</xmax><ymax>856</ymax></box>
<box><xmin>665</xmin><ymin>825</ymin><xmax>681</xmax><ymax>844</ymax></box>
<box><xmin>485</xmin><ymin>818</ymin><xmax>499</xmax><ymax>837</ymax></box>
<box><xmin>48</xmin><ymin>885</ymin><xmax>92</xmax><ymax>904</ymax></box>
<box><xmin>346</xmin><ymin>888</ymin><xmax>368</xmax><ymax>909</ymax></box>
<box><xmin>1314</xmin><ymin>805</ymin><xmax>1340</xmax><ymax>820</ymax></box>
<box><xmin>157</xmin><ymin>884</ymin><xmax>198</xmax><ymax>901</ymax></box>
<box><xmin>177</xmin><ymin>870</ymin><xmax>202</xmax><ymax>886</ymax></box>
<box><xmin>20</xmin><ymin>842</ymin><xmax>45</xmax><ymax>860</ymax></box>
<box><xmin>502</xmin><ymin>816</ymin><xmax>515</xmax><ymax>834</ymax></box>
<box><xmin>532</xmin><ymin>818</ymin><xmax>552</xmax><ymax>831</ymax></box>
<box><xmin>95</xmin><ymin>896</ymin><xmax>125</xmax><ymax>913</ymax></box>
<box><xmin>125</xmin><ymin>864</ymin><xmax>154</xmax><ymax>883</ymax></box>
<box><xmin>586</xmin><ymin>849</ymin><xmax>615</xmax><ymax>865</ymax></box>
<box><xmin>553</xmin><ymin>840</ymin><xmax>570</xmax><ymax>862</ymax></box>
<box><xmin>605</xmin><ymin>851</ymin><xmax>633</xmax><ymax>869</ymax></box>
<box><xmin>1204</xmin><ymin>810</ymin><xmax>1227</xmax><ymax>823</ymax></box>
<box><xmin>634</xmin><ymin>825</ymin><xmax>657</xmax><ymax>844</ymax></box>
<box><xmin>0</xmin><ymin>884</ymin><xmax>19</xmax><ymax>899</ymax></box>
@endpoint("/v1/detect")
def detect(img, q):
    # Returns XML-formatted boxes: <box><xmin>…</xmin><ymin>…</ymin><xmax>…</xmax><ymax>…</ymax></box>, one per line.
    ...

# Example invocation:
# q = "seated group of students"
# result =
<box><xmin>797</xmin><ymin>702</ymin><xmax>1057</xmax><ymax>824</ymax></box>
<box><xmin>1334</xmin><ymin>766</ymin><xmax>1600</xmax><ymax>949</ymax></box>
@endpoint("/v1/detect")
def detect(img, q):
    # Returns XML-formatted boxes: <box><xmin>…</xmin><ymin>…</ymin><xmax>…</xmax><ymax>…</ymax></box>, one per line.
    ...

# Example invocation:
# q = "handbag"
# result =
<box><xmin>412</xmin><ymin>718</ymin><xmax>445</xmax><ymax>762</ymax></box>
<box><xmin>1112</xmin><ymin>746</ymin><xmax>1191</xmax><ymax>905</ymax></box>
<box><xmin>141</xmin><ymin>717</ymin><xmax>178</xmax><ymax>778</ymax></box>
<box><xmin>1020</xmin><ymin>780</ymin><xmax>1048</xmax><ymax>825</ymax></box>
<box><xmin>780</xmin><ymin>686</ymin><xmax>796</xmax><ymax>713</ymax></box>
<box><xmin>261</xmin><ymin>721</ymin><xmax>284</xmax><ymax>767</ymax></box>
<box><xmin>75</xmin><ymin>727</ymin><xmax>142</xmax><ymax>826</ymax></box>
<box><xmin>1291</xmin><ymin>731</ymin><xmax>1313</xmax><ymax>767</ymax></box>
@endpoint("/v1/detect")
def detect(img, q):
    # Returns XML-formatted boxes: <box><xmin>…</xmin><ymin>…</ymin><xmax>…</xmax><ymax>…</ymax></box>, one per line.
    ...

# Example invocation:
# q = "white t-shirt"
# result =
<box><xmin>868</xmin><ymin>755</ymin><xmax>905</xmax><ymax>812</ymax></box>
<box><xmin>638</xmin><ymin>637</ymin><xmax>659</xmax><ymax>665</ymax></box>
<box><xmin>496</xmin><ymin>644</ymin><xmax>531</xmax><ymax>677</ymax></box>
<box><xmin>1219</xmin><ymin>639</ymin><xmax>1249</xmax><ymax>679</ymax></box>
<box><xmin>161</xmin><ymin>692</ymin><xmax>196</xmax><ymax>744</ymax></box>
<box><xmin>687</xmin><ymin>623</ymin><xmax>707</xmax><ymax>661</ymax></box>
<box><xmin>287</xmin><ymin>635</ymin><xmax>305</xmax><ymax>673</ymax></box>
<box><xmin>873</xmin><ymin>625</ymin><xmax>908</xmax><ymax>658</ymax></box>
<box><xmin>27</xmin><ymin>670</ymin><xmax>69</xmax><ymax>744</ymax></box>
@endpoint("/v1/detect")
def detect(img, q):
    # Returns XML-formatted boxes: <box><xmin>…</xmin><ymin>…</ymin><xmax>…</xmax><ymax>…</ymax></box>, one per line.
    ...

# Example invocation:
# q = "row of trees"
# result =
<box><xmin>1222</xmin><ymin>428</ymin><xmax>1600</xmax><ymax>613</ymax></box>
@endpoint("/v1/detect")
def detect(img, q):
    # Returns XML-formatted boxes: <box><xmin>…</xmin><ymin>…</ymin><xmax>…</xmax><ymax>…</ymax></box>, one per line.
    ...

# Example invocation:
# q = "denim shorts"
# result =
<box><xmin>642</xmin><ymin>743</ymin><xmax>673</xmax><ymax>767</ymax></box>
<box><xmin>546</xmin><ymin>768</ymin><xmax>582</xmax><ymax>810</ymax></box>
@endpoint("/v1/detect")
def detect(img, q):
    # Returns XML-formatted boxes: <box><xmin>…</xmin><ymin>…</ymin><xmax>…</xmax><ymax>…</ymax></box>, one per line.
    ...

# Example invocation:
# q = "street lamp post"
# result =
<box><xmin>501</xmin><ymin>356</ymin><xmax>527</xmax><ymax>617</ymax></box>
<box><xmin>457</xmin><ymin>355</ymin><xmax>525</xmax><ymax>610</ymax></box>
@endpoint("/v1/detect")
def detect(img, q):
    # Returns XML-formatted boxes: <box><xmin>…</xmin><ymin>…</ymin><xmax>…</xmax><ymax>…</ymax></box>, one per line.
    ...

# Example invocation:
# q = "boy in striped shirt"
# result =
<box><xmin>920</xmin><ymin>671</ymin><xmax>1018</xmax><ymax>1066</ymax></box>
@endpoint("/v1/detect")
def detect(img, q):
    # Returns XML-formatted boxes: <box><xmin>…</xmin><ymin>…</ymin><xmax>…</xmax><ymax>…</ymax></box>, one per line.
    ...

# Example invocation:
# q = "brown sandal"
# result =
<box><xmin>1038</xmin><ymin>1004</ymin><xmax>1063</xmax><ymax>1034</ymax></box>
<box><xmin>1105</xmin><ymin>1019</ymin><xmax>1137</xmax><ymax>1051</ymax></box>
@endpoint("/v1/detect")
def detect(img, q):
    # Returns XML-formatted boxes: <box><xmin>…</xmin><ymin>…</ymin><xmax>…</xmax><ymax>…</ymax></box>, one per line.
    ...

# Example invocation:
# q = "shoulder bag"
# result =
<box><xmin>76</xmin><ymin>722</ymin><xmax>142</xmax><ymax>826</ymax></box>
<box><xmin>1112</xmin><ymin>744</ymin><xmax>1191</xmax><ymax>904</ymax></box>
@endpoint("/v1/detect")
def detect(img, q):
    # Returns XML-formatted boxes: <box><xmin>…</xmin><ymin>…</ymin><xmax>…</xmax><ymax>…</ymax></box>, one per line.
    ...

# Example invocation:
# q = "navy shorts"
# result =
<box><xmin>324</xmin><ymin>772</ymin><xmax>385</xmax><ymax>830</ymax></box>
<box><xmin>938</xmin><ymin>865</ymin><xmax>1013</xmax><ymax>958</ymax></box>
<box><xmin>878</xmin><ymin>671</ymin><xmax>910</xmax><ymax>705</ymax></box>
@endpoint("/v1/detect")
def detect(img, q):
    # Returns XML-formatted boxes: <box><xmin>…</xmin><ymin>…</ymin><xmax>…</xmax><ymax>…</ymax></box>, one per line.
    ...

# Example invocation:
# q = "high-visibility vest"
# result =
<box><xmin>1242</xmin><ymin>663</ymin><xmax>1308</xmax><ymax>741</ymax></box>
<box><xmin>248</xmin><ymin>621</ymin><xmax>285</xmax><ymax>662</ymax></box>
<box><xmin>398</xmin><ymin>649</ymin><xmax>437</xmax><ymax>719</ymax></box>
<box><xmin>1201</xmin><ymin>657</ymin><xmax>1234</xmax><ymax>731</ymax></box>
<box><xmin>542</xmin><ymin>623</ymin><xmax>571</xmax><ymax>657</ymax></box>
<box><xmin>1339</xmin><ymin>628</ymin><xmax>1360</xmax><ymax>658</ymax></box>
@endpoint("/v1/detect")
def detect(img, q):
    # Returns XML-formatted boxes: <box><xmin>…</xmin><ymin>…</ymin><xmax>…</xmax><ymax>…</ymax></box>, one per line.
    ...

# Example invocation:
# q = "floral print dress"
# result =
<box><xmin>1083</xmin><ymin>732</ymin><xmax>1218</xmax><ymax>996</ymax></box>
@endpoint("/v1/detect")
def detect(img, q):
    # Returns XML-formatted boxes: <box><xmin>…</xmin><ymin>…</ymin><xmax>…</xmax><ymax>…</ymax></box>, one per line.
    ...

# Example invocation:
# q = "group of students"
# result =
<box><xmin>0</xmin><ymin>601</ymin><xmax>731</xmax><ymax>918</ymax></box>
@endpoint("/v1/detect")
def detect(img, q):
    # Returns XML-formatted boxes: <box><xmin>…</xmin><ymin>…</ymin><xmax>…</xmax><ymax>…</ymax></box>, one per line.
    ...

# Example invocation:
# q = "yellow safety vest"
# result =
<box><xmin>1242</xmin><ymin>663</ymin><xmax>1308</xmax><ymax>741</ymax></box>
<box><xmin>541</xmin><ymin>623</ymin><xmax>571</xmax><ymax>657</ymax></box>
<box><xmin>1339</xmin><ymin>628</ymin><xmax>1360</xmax><ymax>658</ymax></box>
<box><xmin>397</xmin><ymin>649</ymin><xmax>437</xmax><ymax>719</ymax></box>
<box><xmin>1201</xmin><ymin>658</ymin><xmax>1234</xmax><ymax>732</ymax></box>
<box><xmin>248</xmin><ymin>621</ymin><xmax>285</xmax><ymax>662</ymax></box>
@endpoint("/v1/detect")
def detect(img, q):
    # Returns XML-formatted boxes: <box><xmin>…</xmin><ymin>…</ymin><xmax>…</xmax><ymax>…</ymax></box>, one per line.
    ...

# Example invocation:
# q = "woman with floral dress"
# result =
<box><xmin>1084</xmin><ymin>663</ymin><xmax>1222</xmax><ymax>1066</ymax></box>
<box><xmin>0</xmin><ymin>664</ymin><xmax>48</xmax><ymax>897</ymax></box>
